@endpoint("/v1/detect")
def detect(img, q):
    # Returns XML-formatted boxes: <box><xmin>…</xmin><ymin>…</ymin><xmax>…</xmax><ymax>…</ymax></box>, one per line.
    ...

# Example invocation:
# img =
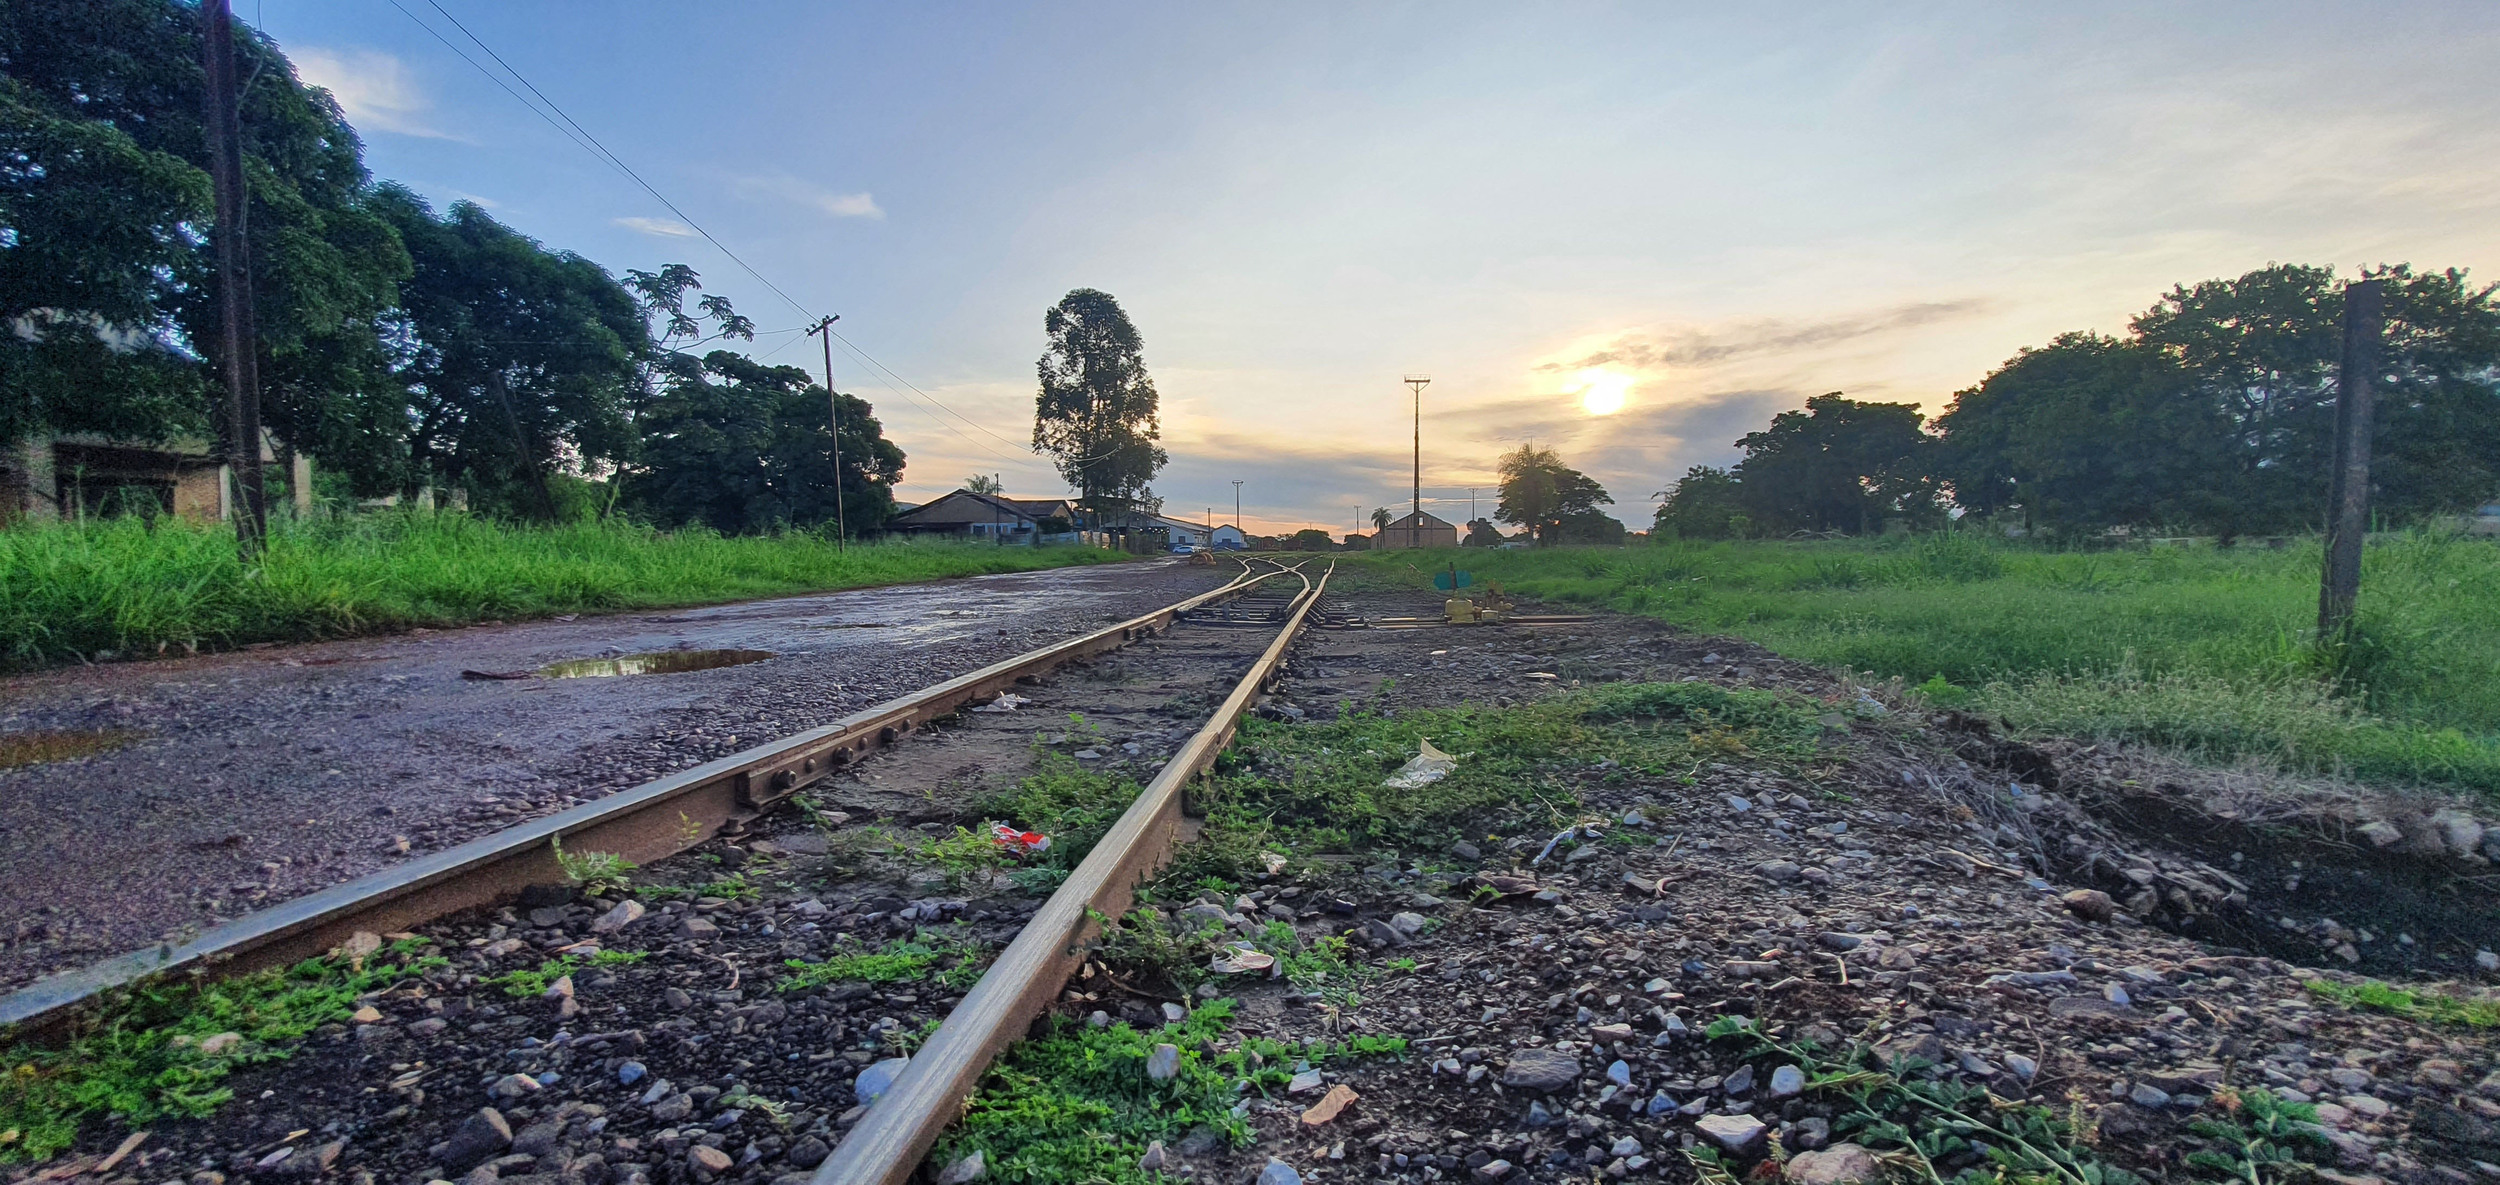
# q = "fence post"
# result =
<box><xmin>2318</xmin><ymin>278</ymin><xmax>2384</xmax><ymax>639</ymax></box>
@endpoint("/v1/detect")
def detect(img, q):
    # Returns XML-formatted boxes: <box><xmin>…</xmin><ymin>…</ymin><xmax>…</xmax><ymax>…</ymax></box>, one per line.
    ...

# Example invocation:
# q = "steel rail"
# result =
<box><xmin>0</xmin><ymin>561</ymin><xmax>1289</xmax><ymax>1035</ymax></box>
<box><xmin>815</xmin><ymin>561</ymin><xmax>1335</xmax><ymax>1185</ymax></box>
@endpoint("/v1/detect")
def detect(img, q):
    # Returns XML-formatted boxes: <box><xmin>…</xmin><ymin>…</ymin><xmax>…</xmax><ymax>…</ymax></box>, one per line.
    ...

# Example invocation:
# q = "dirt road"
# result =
<box><xmin>0</xmin><ymin>558</ymin><xmax>1230</xmax><ymax>992</ymax></box>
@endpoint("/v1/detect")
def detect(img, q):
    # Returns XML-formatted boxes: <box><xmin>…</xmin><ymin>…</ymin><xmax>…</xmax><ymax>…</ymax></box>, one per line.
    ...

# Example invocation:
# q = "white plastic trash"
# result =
<box><xmin>1381</xmin><ymin>738</ymin><xmax>1459</xmax><ymax>789</ymax></box>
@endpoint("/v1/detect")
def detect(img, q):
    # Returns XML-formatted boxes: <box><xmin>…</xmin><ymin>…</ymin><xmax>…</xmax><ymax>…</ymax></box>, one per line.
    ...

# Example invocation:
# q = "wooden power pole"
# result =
<box><xmin>1403</xmin><ymin>374</ymin><xmax>1431</xmax><ymax>547</ymax></box>
<box><xmin>2318</xmin><ymin>277</ymin><xmax>2384</xmax><ymax>639</ymax></box>
<box><xmin>808</xmin><ymin>316</ymin><xmax>848</xmax><ymax>551</ymax></box>
<box><xmin>202</xmin><ymin>0</ymin><xmax>268</xmax><ymax>558</ymax></box>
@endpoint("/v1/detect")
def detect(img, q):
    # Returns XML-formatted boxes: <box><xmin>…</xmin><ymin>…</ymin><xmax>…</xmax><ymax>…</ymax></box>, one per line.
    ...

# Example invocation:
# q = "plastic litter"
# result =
<box><xmin>1211</xmin><ymin>943</ymin><xmax>1277</xmax><ymax>974</ymax></box>
<box><xmin>970</xmin><ymin>692</ymin><xmax>1033</xmax><ymax>713</ymax></box>
<box><xmin>1533</xmin><ymin>822</ymin><xmax>1605</xmax><ymax>866</ymax></box>
<box><xmin>1380</xmin><ymin>738</ymin><xmax>1459</xmax><ymax>789</ymax></box>
<box><xmin>989</xmin><ymin>822</ymin><xmax>1052</xmax><ymax>855</ymax></box>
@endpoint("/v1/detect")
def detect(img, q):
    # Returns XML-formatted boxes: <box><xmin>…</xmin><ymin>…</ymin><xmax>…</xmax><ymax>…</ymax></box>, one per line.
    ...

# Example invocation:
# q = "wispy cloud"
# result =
<box><xmin>1536</xmin><ymin>299</ymin><xmax>1993</xmax><ymax>374</ymax></box>
<box><xmin>614</xmin><ymin>216</ymin><xmax>698</xmax><ymax>238</ymax></box>
<box><xmin>291</xmin><ymin>47</ymin><xmax>461</xmax><ymax>141</ymax></box>
<box><xmin>736</xmin><ymin>175</ymin><xmax>886</xmax><ymax>220</ymax></box>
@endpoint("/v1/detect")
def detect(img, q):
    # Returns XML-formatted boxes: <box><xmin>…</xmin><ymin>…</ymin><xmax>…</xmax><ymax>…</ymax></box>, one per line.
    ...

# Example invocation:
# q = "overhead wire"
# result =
<box><xmin>387</xmin><ymin>0</ymin><xmax>1034</xmax><ymax>465</ymax></box>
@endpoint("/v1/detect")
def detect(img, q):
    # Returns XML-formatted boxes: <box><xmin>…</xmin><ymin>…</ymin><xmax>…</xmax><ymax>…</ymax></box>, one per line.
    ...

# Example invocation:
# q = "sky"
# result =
<box><xmin>257</xmin><ymin>1</ymin><xmax>2500</xmax><ymax>536</ymax></box>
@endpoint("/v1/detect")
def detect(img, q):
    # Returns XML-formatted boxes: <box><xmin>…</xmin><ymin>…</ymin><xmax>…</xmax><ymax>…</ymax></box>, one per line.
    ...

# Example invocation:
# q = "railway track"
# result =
<box><xmin>1</xmin><ymin>557</ymin><xmax>1335</xmax><ymax>1180</ymax></box>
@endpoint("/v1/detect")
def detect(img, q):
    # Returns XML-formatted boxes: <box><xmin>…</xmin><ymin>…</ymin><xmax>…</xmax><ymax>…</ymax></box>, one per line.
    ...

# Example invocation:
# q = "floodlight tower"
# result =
<box><xmin>1403</xmin><ymin>374</ymin><xmax>1431</xmax><ymax>546</ymax></box>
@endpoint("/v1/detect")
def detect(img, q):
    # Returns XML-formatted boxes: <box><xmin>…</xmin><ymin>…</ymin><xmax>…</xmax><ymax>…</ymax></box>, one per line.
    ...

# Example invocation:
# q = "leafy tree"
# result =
<box><xmin>1935</xmin><ymin>263</ymin><xmax>2500</xmax><ymax>537</ymax></box>
<box><xmin>625</xmin><ymin>350</ymin><xmax>903</xmax><ymax>535</ymax></box>
<box><xmin>1555</xmin><ymin>510</ymin><xmax>1627</xmax><ymax>545</ymax></box>
<box><xmin>1370</xmin><ymin>506</ymin><xmax>1392</xmax><ymax>532</ymax></box>
<box><xmin>1463</xmin><ymin>518</ymin><xmax>1504</xmax><ymax>547</ymax></box>
<box><xmin>1652</xmin><ymin>466</ymin><xmax>1749</xmax><ymax>539</ymax></box>
<box><xmin>1286</xmin><ymin>528</ymin><xmax>1335</xmax><ymax>551</ymax></box>
<box><xmin>1034</xmin><ymin>289</ymin><xmax>1166</xmax><ymax>525</ymax></box>
<box><xmin>371</xmin><ymin>186</ymin><xmax>648</xmax><ymax>515</ymax></box>
<box><xmin>1496</xmin><ymin>444</ymin><xmax>1614</xmax><ymax>545</ymax></box>
<box><xmin>1934</xmin><ymin>333</ymin><xmax>2225</xmax><ymax>533</ymax></box>
<box><xmin>2</xmin><ymin>0</ymin><xmax>411</xmax><ymax>478</ymax></box>
<box><xmin>1732</xmin><ymin>393</ymin><xmax>1941</xmax><ymax>535</ymax></box>
<box><xmin>964</xmin><ymin>473</ymin><xmax>1003</xmax><ymax>495</ymax></box>
<box><xmin>0</xmin><ymin>74</ymin><xmax>209</xmax><ymax>447</ymax></box>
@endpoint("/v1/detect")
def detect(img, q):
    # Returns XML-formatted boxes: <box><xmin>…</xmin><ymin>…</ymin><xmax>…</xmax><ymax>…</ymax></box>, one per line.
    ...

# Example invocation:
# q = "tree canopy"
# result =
<box><xmin>1730</xmin><ymin>393</ymin><xmax>1942</xmax><ymax>536</ymax></box>
<box><xmin>1496</xmin><ymin>444</ymin><xmax>1615</xmax><ymax>545</ymax></box>
<box><xmin>1935</xmin><ymin>264</ymin><xmax>2500</xmax><ymax>537</ymax></box>
<box><xmin>1</xmin><ymin>0</ymin><xmax>912</xmax><ymax>531</ymax></box>
<box><xmin>624</xmin><ymin>350</ymin><xmax>903</xmax><ymax>535</ymax></box>
<box><xmin>1034</xmin><ymin>288</ymin><xmax>1165</xmax><ymax>522</ymax></box>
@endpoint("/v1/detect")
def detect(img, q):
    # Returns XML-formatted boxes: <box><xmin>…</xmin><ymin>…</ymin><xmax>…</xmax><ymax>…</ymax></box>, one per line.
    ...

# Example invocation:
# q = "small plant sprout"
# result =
<box><xmin>549</xmin><ymin>834</ymin><xmax>636</xmax><ymax>896</ymax></box>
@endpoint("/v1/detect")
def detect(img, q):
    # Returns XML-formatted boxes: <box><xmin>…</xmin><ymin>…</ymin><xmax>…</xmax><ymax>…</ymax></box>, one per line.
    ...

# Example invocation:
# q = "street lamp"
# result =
<box><xmin>1231</xmin><ymin>480</ymin><xmax>1243</xmax><ymax>544</ymax></box>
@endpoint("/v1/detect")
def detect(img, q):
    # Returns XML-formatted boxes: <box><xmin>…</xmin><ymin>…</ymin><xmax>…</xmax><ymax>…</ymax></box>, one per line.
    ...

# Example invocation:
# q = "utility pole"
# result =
<box><xmin>1469</xmin><ymin>487</ymin><xmax>1478</xmax><ymax>524</ymax></box>
<box><xmin>1403</xmin><ymin>375</ymin><xmax>1431</xmax><ymax>548</ymax></box>
<box><xmin>808</xmin><ymin>316</ymin><xmax>848</xmax><ymax>551</ymax></box>
<box><xmin>202</xmin><ymin>0</ymin><xmax>267</xmax><ymax>559</ymax></box>
<box><xmin>1232</xmin><ymin>480</ymin><xmax>1243</xmax><ymax>539</ymax></box>
<box><xmin>2319</xmin><ymin>278</ymin><xmax>2384</xmax><ymax>639</ymax></box>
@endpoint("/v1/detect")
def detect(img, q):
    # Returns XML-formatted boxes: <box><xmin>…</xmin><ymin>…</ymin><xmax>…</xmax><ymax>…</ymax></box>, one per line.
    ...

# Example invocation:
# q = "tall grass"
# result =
<box><xmin>0</xmin><ymin>513</ymin><xmax>1121</xmax><ymax>670</ymax></box>
<box><xmin>1353</xmin><ymin>531</ymin><xmax>2500</xmax><ymax>796</ymax></box>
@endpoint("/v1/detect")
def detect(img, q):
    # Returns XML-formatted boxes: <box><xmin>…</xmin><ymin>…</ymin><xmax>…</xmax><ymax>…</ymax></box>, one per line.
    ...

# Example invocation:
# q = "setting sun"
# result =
<box><xmin>1573</xmin><ymin>368</ymin><xmax>1631</xmax><ymax>415</ymax></box>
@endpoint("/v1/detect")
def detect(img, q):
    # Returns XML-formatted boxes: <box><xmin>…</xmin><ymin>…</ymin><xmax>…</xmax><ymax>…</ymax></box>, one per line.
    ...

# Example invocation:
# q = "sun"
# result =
<box><xmin>1573</xmin><ymin>368</ymin><xmax>1631</xmax><ymax>416</ymax></box>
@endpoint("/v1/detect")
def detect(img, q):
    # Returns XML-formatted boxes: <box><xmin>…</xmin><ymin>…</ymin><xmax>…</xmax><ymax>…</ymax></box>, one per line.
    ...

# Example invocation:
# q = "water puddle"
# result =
<box><xmin>537</xmin><ymin>649</ymin><xmax>775</xmax><ymax>679</ymax></box>
<box><xmin>0</xmin><ymin>729</ymin><xmax>142</xmax><ymax>770</ymax></box>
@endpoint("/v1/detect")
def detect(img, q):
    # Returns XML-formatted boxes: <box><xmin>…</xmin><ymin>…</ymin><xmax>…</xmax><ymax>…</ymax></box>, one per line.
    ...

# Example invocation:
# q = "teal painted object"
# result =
<box><xmin>1432</xmin><ymin>569</ymin><xmax>1473</xmax><ymax>591</ymax></box>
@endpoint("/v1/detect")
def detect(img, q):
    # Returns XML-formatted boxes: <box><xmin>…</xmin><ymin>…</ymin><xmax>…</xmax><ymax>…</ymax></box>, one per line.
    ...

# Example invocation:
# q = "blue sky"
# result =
<box><xmin>262</xmin><ymin>2</ymin><xmax>2500</xmax><ymax>535</ymax></box>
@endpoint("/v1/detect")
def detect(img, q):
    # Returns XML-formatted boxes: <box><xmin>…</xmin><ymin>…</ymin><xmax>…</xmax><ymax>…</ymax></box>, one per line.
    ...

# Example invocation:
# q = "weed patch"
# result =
<box><xmin>1346</xmin><ymin>532</ymin><xmax>2500</xmax><ymax>796</ymax></box>
<box><xmin>932</xmin><ymin>999</ymin><xmax>1405</xmax><ymax>1185</ymax></box>
<box><xmin>0</xmin><ymin>942</ymin><xmax>444</xmax><ymax>1162</ymax></box>
<box><xmin>0</xmin><ymin>514</ymin><xmax>1121</xmax><ymax>672</ymax></box>
<box><xmin>2303</xmin><ymin>977</ymin><xmax>2500</xmax><ymax>1028</ymax></box>
<box><xmin>779</xmin><ymin>929</ymin><xmax>988</xmax><ymax>993</ymax></box>
<box><xmin>1181</xmin><ymin>681</ymin><xmax>1820</xmax><ymax>874</ymax></box>
<box><xmin>1700</xmin><ymin>1015</ymin><xmax>2149</xmax><ymax>1185</ymax></box>
<box><xmin>487</xmin><ymin>949</ymin><xmax>647</xmax><ymax>998</ymax></box>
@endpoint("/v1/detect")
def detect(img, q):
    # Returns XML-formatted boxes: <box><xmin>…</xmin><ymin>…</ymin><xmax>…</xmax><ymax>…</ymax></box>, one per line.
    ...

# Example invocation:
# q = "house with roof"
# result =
<box><xmin>1372</xmin><ymin>509</ymin><xmax>1458</xmax><ymax>548</ymax></box>
<box><xmin>882</xmin><ymin>489</ymin><xmax>1079</xmax><ymax>544</ymax></box>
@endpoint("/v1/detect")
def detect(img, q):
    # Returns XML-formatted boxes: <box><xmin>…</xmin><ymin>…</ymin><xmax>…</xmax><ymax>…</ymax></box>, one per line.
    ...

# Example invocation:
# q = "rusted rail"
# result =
<box><xmin>0</xmin><ymin>562</ymin><xmax>1288</xmax><ymax>1035</ymax></box>
<box><xmin>814</xmin><ymin>561</ymin><xmax>1334</xmax><ymax>1185</ymax></box>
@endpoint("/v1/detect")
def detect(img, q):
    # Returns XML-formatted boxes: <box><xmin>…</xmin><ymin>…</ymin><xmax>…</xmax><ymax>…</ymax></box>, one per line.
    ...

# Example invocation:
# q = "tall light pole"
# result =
<box><xmin>1403</xmin><ymin>375</ymin><xmax>1431</xmax><ymax>547</ymax></box>
<box><xmin>807</xmin><ymin>316</ymin><xmax>847</xmax><ymax>550</ymax></box>
<box><xmin>1231</xmin><ymin>480</ymin><xmax>1243</xmax><ymax>540</ymax></box>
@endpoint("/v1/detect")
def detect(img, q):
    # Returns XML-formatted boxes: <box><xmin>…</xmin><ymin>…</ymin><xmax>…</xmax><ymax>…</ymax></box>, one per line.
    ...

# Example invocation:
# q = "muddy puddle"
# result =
<box><xmin>0</xmin><ymin>728</ymin><xmax>141</xmax><ymax>769</ymax></box>
<box><xmin>536</xmin><ymin>648</ymin><xmax>775</xmax><ymax>679</ymax></box>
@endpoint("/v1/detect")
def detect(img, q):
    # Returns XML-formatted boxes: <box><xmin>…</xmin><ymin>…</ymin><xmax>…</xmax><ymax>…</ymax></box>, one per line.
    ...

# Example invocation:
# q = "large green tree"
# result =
<box><xmin>625</xmin><ymin>350</ymin><xmax>903</xmax><ymax>535</ymax></box>
<box><xmin>370</xmin><ymin>186</ymin><xmax>648</xmax><ymax>514</ymax></box>
<box><xmin>1936</xmin><ymin>264</ymin><xmax>2500</xmax><ymax>536</ymax></box>
<box><xmin>1496</xmin><ymin>443</ymin><xmax>1615</xmax><ymax>545</ymax></box>
<box><xmin>0</xmin><ymin>0</ymin><xmax>410</xmax><ymax>478</ymax></box>
<box><xmin>1034</xmin><ymin>288</ymin><xmax>1165</xmax><ymax>524</ymax></box>
<box><xmin>1652</xmin><ymin>465</ymin><xmax>1749</xmax><ymax>539</ymax></box>
<box><xmin>1731</xmin><ymin>393</ymin><xmax>1942</xmax><ymax>535</ymax></box>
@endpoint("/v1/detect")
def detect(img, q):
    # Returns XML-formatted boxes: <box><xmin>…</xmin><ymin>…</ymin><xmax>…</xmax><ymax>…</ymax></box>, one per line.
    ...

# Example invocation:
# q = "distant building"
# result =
<box><xmin>2</xmin><ymin>432</ymin><xmax>310</xmax><ymax>524</ymax></box>
<box><xmin>1373</xmin><ymin>509</ymin><xmax>1458</xmax><ymax>549</ymax></box>
<box><xmin>883</xmin><ymin>490</ymin><xmax>1079</xmax><ymax>544</ymax></box>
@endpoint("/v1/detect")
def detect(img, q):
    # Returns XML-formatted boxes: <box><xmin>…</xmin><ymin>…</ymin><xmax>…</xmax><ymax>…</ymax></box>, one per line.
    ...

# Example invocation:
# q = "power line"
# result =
<box><xmin>386</xmin><ymin>1</ymin><xmax>1045</xmax><ymax>471</ymax></box>
<box><xmin>408</xmin><ymin>0</ymin><xmax>814</xmax><ymax>321</ymax></box>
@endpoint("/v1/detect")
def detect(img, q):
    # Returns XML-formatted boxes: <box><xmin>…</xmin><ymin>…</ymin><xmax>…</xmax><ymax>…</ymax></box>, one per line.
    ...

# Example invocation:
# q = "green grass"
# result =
<box><xmin>1176</xmin><ymin>680</ymin><xmax>1824</xmax><ymax>877</ymax></box>
<box><xmin>487</xmin><ymin>948</ymin><xmax>648</xmax><ymax>998</ymax></box>
<box><xmin>0</xmin><ymin>512</ymin><xmax>1125</xmax><ymax>670</ymax></box>
<box><xmin>1350</xmin><ymin>531</ymin><xmax>2500</xmax><ymax>795</ymax></box>
<box><xmin>0</xmin><ymin>942</ymin><xmax>444</xmax><ymax>1162</ymax></box>
<box><xmin>931</xmin><ymin>999</ymin><xmax>1406</xmax><ymax>1185</ymax></box>
<box><xmin>2303</xmin><ymin>976</ymin><xmax>2500</xmax><ymax>1028</ymax></box>
<box><xmin>778</xmin><ymin>929</ymin><xmax>989</xmax><ymax>993</ymax></box>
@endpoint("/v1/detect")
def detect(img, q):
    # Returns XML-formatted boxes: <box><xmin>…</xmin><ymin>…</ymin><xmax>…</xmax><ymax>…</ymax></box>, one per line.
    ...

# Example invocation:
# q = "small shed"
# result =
<box><xmin>1373</xmin><ymin>509</ymin><xmax>1458</xmax><ymax>549</ymax></box>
